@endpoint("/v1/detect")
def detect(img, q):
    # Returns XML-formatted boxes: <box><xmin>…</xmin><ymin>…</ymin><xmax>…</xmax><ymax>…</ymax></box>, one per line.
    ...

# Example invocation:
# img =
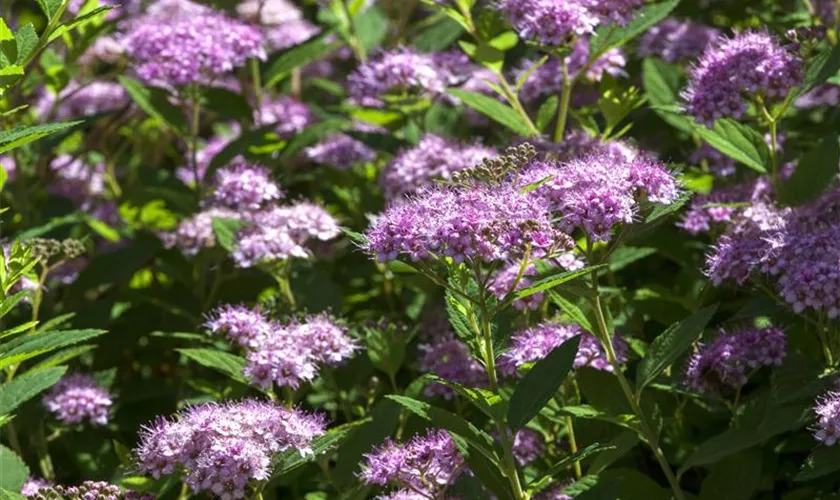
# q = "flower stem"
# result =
<box><xmin>497</xmin><ymin>75</ymin><xmax>541</xmax><ymax>138</ymax></box>
<box><xmin>565</xmin><ymin>415</ymin><xmax>583</xmax><ymax>480</ymax></box>
<box><xmin>189</xmin><ymin>85</ymin><xmax>203</xmax><ymax>200</ymax></box>
<box><xmin>553</xmin><ymin>58</ymin><xmax>574</xmax><ymax>143</ymax></box>
<box><xmin>768</xmin><ymin>117</ymin><xmax>780</xmax><ymax>191</ymax></box>
<box><xmin>589</xmin><ymin>281</ymin><xmax>686</xmax><ymax>500</ymax></box>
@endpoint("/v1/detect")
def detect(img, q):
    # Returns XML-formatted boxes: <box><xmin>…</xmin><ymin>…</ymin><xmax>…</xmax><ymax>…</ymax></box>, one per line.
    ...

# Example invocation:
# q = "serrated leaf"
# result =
<box><xmin>780</xmin><ymin>135</ymin><xmax>840</xmax><ymax>205</ymax></box>
<box><xmin>0</xmin><ymin>445</ymin><xmax>28</xmax><ymax>491</ymax></box>
<box><xmin>528</xmin><ymin>443</ymin><xmax>614</xmax><ymax>493</ymax></box>
<box><xmin>272</xmin><ymin>418</ymin><xmax>372</xmax><ymax>477</ymax></box>
<box><xmin>536</xmin><ymin>96</ymin><xmax>559</xmax><ymax>133</ymax></box>
<box><xmin>31</xmin><ymin>345</ymin><xmax>96</xmax><ymax>372</ymax></box>
<box><xmin>386</xmin><ymin>395</ymin><xmax>499</xmax><ymax>462</ymax></box>
<box><xmin>36</xmin><ymin>0</ymin><xmax>64</xmax><ymax>18</ymax></box>
<box><xmin>0</xmin><ymin>366</ymin><xmax>67</xmax><ymax>415</ymax></box>
<box><xmin>265</xmin><ymin>34</ymin><xmax>342</xmax><ymax>87</ymax></box>
<box><xmin>211</xmin><ymin>217</ymin><xmax>244</xmax><ymax>252</ymax></box>
<box><xmin>425</xmin><ymin>375</ymin><xmax>506</xmax><ymax>420</ymax></box>
<box><xmin>0</xmin><ymin>320</ymin><xmax>39</xmax><ymax>339</ymax></box>
<box><xmin>588</xmin><ymin>431</ymin><xmax>640</xmax><ymax>474</ymax></box>
<box><xmin>47</xmin><ymin>6</ymin><xmax>113</xmax><ymax>42</ymax></box>
<box><xmin>413</xmin><ymin>17</ymin><xmax>464</xmax><ymax>52</ymax></box>
<box><xmin>178</xmin><ymin>348</ymin><xmax>248</xmax><ymax>384</ymax></box>
<box><xmin>0</xmin><ymin>329</ymin><xmax>106</xmax><ymax>370</ymax></box>
<box><xmin>548</xmin><ymin>291</ymin><xmax>594</xmax><ymax>334</ymax></box>
<box><xmin>644</xmin><ymin>192</ymin><xmax>689</xmax><ymax>223</ymax></box>
<box><xmin>512</xmin><ymin>265</ymin><xmax>604</xmax><ymax>301</ymax></box>
<box><xmin>15</xmin><ymin>23</ymin><xmax>38</xmax><ymax>67</ymax></box>
<box><xmin>448</xmin><ymin>88</ymin><xmax>536</xmax><ymax>137</ymax></box>
<box><xmin>590</xmin><ymin>0</ymin><xmax>680</xmax><ymax>58</ymax></box>
<box><xmin>0</xmin><ymin>291</ymin><xmax>31</xmax><ymax>319</ymax></box>
<box><xmin>608</xmin><ymin>247</ymin><xmax>657</xmax><ymax>272</ymax></box>
<box><xmin>636</xmin><ymin>305</ymin><xmax>717</xmax><ymax>391</ymax></box>
<box><xmin>642</xmin><ymin>58</ymin><xmax>681</xmax><ymax>106</ymax></box>
<box><xmin>118</xmin><ymin>76</ymin><xmax>188</xmax><ymax>134</ymax></box>
<box><xmin>795</xmin><ymin>445</ymin><xmax>840</xmax><ymax>481</ymax></box>
<box><xmin>0</xmin><ymin>121</ymin><xmax>83</xmax><ymax>155</ymax></box>
<box><xmin>507</xmin><ymin>336</ymin><xmax>581</xmax><ymax>430</ymax></box>
<box><xmin>340</xmin><ymin>228</ymin><xmax>368</xmax><ymax>246</ymax></box>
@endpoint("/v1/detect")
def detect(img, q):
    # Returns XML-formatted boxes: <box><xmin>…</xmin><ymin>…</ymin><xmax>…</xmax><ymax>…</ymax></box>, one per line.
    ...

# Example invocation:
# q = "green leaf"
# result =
<box><xmin>0</xmin><ymin>329</ymin><xmax>106</xmax><ymax>370</ymax></box>
<box><xmin>448</xmin><ymin>88</ymin><xmax>536</xmax><ymax>137</ymax></box>
<box><xmin>0</xmin><ymin>291</ymin><xmax>29</xmax><ymax>318</ymax></box>
<box><xmin>272</xmin><ymin>418</ymin><xmax>372</xmax><ymax>477</ymax></box>
<box><xmin>36</xmin><ymin>0</ymin><xmax>64</xmax><ymax>19</ymax></box>
<box><xmin>654</xmin><ymin>108</ymin><xmax>770</xmax><ymax>173</ymax></box>
<box><xmin>680</xmin><ymin>403</ymin><xmax>807</xmax><ymax>472</ymax></box>
<box><xmin>636</xmin><ymin>305</ymin><xmax>717</xmax><ymax>391</ymax></box>
<box><xmin>608</xmin><ymin>247</ymin><xmax>657</xmax><ymax>272</ymax></box>
<box><xmin>528</xmin><ymin>443</ymin><xmax>614</xmax><ymax>494</ymax></box>
<box><xmin>211</xmin><ymin>217</ymin><xmax>245</xmax><ymax>252</ymax></box>
<box><xmin>47</xmin><ymin>6</ymin><xmax>113</xmax><ymax>42</ymax></box>
<box><xmin>386</xmin><ymin>395</ymin><xmax>498</xmax><ymax>462</ymax></box>
<box><xmin>795</xmin><ymin>445</ymin><xmax>840</xmax><ymax>481</ymax></box>
<box><xmin>644</xmin><ymin>192</ymin><xmax>690</xmax><ymax>223</ymax></box>
<box><xmin>698</xmin><ymin>450</ymin><xmax>761</xmax><ymax>500</ymax></box>
<box><xmin>0</xmin><ymin>121</ymin><xmax>83</xmax><ymax>155</ymax></box>
<box><xmin>413</xmin><ymin>17</ymin><xmax>464</xmax><ymax>52</ymax></box>
<box><xmin>425</xmin><ymin>375</ymin><xmax>506</xmax><ymax>421</ymax></box>
<box><xmin>15</xmin><ymin>23</ymin><xmax>38</xmax><ymax>67</ymax></box>
<box><xmin>589</xmin><ymin>0</ymin><xmax>680</xmax><ymax>58</ymax></box>
<box><xmin>177</xmin><ymin>348</ymin><xmax>248</xmax><ymax>384</ymax></box>
<box><xmin>641</xmin><ymin>58</ymin><xmax>681</xmax><ymax>106</ymax></box>
<box><xmin>201</xmin><ymin>87</ymin><xmax>253</xmax><ymax>123</ymax></box>
<box><xmin>265</xmin><ymin>34</ymin><xmax>343</xmax><ymax>87</ymax></box>
<box><xmin>513</xmin><ymin>265</ymin><xmax>605</xmax><ymax>301</ymax></box>
<box><xmin>333</xmin><ymin>400</ymin><xmax>400</xmax><ymax>487</ymax></box>
<box><xmin>30</xmin><ymin>345</ymin><xmax>96</xmax><ymax>372</ymax></box>
<box><xmin>462</xmin><ymin>444</ymin><xmax>514</xmax><ymax>500</ymax></box>
<box><xmin>0</xmin><ymin>320</ymin><xmax>39</xmax><ymax>339</ymax></box>
<box><xmin>548</xmin><ymin>291</ymin><xmax>594</xmax><ymax>334</ymax></box>
<box><xmin>802</xmin><ymin>42</ymin><xmax>840</xmax><ymax>92</ymax></box>
<box><xmin>354</xmin><ymin>6</ymin><xmax>388</xmax><ymax>52</ymax></box>
<box><xmin>118</xmin><ymin>76</ymin><xmax>188</xmax><ymax>134</ymax></box>
<box><xmin>507</xmin><ymin>336</ymin><xmax>581</xmax><ymax>430</ymax></box>
<box><xmin>536</xmin><ymin>96</ymin><xmax>559</xmax><ymax>133</ymax></box>
<box><xmin>0</xmin><ymin>366</ymin><xmax>67</xmax><ymax>415</ymax></box>
<box><xmin>340</xmin><ymin>228</ymin><xmax>368</xmax><ymax>246</ymax></box>
<box><xmin>588</xmin><ymin>431</ymin><xmax>640</xmax><ymax>474</ymax></box>
<box><xmin>0</xmin><ymin>488</ymin><xmax>27</xmax><ymax>500</ymax></box>
<box><xmin>780</xmin><ymin>135</ymin><xmax>840</xmax><ymax>205</ymax></box>
<box><xmin>0</xmin><ymin>445</ymin><xmax>28</xmax><ymax>491</ymax></box>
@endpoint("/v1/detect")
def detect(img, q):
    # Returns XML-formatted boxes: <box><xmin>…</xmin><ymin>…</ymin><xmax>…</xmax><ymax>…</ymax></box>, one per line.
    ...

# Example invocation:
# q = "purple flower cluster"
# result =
<box><xmin>419</xmin><ymin>334</ymin><xmax>487</xmax><ymax>398</ymax></box>
<box><xmin>255</xmin><ymin>96</ymin><xmax>317</xmax><ymax>138</ymax></box>
<box><xmin>206</xmin><ymin>306</ymin><xmax>356</xmax><ymax>389</ymax></box>
<box><xmin>361</xmin><ymin>429</ymin><xmax>464</xmax><ymax>498</ymax></box>
<box><xmin>684</xmin><ymin>31</ymin><xmax>802</xmax><ymax>127</ymax></box>
<box><xmin>498</xmin><ymin>0</ymin><xmax>599</xmax><ymax>46</ymax></box>
<box><xmin>520</xmin><ymin>150</ymin><xmax>679</xmax><ymax>241</ymax></box>
<box><xmin>348</xmin><ymin>48</ymin><xmax>446</xmax><ymax>108</ymax></box>
<box><xmin>24</xmin><ymin>480</ymin><xmax>152</xmax><ymax>500</ymax></box>
<box><xmin>638</xmin><ymin>18</ymin><xmax>720</xmax><ymax>62</ymax></box>
<box><xmin>264</xmin><ymin>20</ymin><xmax>321</xmax><ymax>52</ymax></box>
<box><xmin>210</xmin><ymin>160</ymin><xmax>283</xmax><ymax>210</ymax></box>
<box><xmin>511</xmin><ymin>428</ymin><xmax>546</xmax><ymax>465</ymax></box>
<box><xmin>365</xmin><ymin>182</ymin><xmax>571</xmax><ymax>263</ymax></box>
<box><xmin>813</xmin><ymin>391</ymin><xmax>840</xmax><ymax>446</ymax></box>
<box><xmin>42</xmin><ymin>373</ymin><xmax>113</xmax><ymax>426</ymax></box>
<box><xmin>136</xmin><ymin>399</ymin><xmax>326</xmax><ymax>498</ymax></box>
<box><xmin>678</xmin><ymin>177</ymin><xmax>772</xmax><ymax>234</ymax></box>
<box><xmin>176</xmin><ymin>127</ymin><xmax>240</xmax><ymax>185</ymax></box>
<box><xmin>160</xmin><ymin>207</ymin><xmax>241</xmax><ymax>255</ymax></box>
<box><xmin>380</xmin><ymin>135</ymin><xmax>495</xmax><ymax>199</ymax></box>
<box><xmin>236</xmin><ymin>0</ymin><xmax>301</xmax><ymax>25</ymax></box>
<box><xmin>21</xmin><ymin>477</ymin><xmax>50</xmax><ymax>497</ymax></box>
<box><xmin>516</xmin><ymin>40</ymin><xmax>627</xmax><ymax>103</ymax></box>
<box><xmin>305</xmin><ymin>134</ymin><xmax>376</xmax><ymax>169</ymax></box>
<box><xmin>232</xmin><ymin>202</ymin><xmax>341</xmax><ymax>268</ymax></box>
<box><xmin>685</xmin><ymin>326</ymin><xmax>786</xmax><ymax>394</ymax></box>
<box><xmin>36</xmin><ymin>81</ymin><xmax>129</xmax><ymax>120</ymax></box>
<box><xmin>125</xmin><ymin>12</ymin><xmax>265</xmax><ymax>86</ymax></box>
<box><xmin>49</xmin><ymin>155</ymin><xmax>105</xmax><ymax>206</ymax></box>
<box><xmin>205</xmin><ymin>304</ymin><xmax>273</xmax><ymax>349</ymax></box>
<box><xmin>795</xmin><ymin>84</ymin><xmax>840</xmax><ymax>108</ymax></box>
<box><xmin>499</xmin><ymin>321</ymin><xmax>627</xmax><ymax>375</ymax></box>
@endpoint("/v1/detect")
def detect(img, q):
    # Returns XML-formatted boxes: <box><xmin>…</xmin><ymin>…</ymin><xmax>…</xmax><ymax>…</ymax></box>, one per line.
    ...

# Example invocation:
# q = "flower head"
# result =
<box><xmin>686</xmin><ymin>326</ymin><xmax>786</xmax><ymax>394</ymax></box>
<box><xmin>499</xmin><ymin>321</ymin><xmax>626</xmax><ymax>375</ymax></box>
<box><xmin>136</xmin><ymin>399</ymin><xmax>326</xmax><ymax>497</ymax></box>
<box><xmin>814</xmin><ymin>391</ymin><xmax>840</xmax><ymax>446</ymax></box>
<box><xmin>42</xmin><ymin>374</ymin><xmax>113</xmax><ymax>426</ymax></box>
<box><xmin>21</xmin><ymin>477</ymin><xmax>50</xmax><ymax>497</ymax></box>
<box><xmin>37</xmin><ymin>81</ymin><xmax>129</xmax><ymax>120</ymax></box>
<box><xmin>638</xmin><ymin>18</ymin><xmax>720</xmax><ymax>62</ymax></box>
<box><xmin>684</xmin><ymin>31</ymin><xmax>802</xmax><ymax>127</ymax></box>
<box><xmin>126</xmin><ymin>12</ymin><xmax>266</xmax><ymax>86</ymax></box>
<box><xmin>348</xmin><ymin>48</ymin><xmax>446</xmax><ymax>108</ymax></box>
<box><xmin>205</xmin><ymin>304</ymin><xmax>273</xmax><ymax>349</ymax></box>
<box><xmin>380</xmin><ymin>135</ymin><xmax>495</xmax><ymax>199</ymax></box>
<box><xmin>255</xmin><ymin>96</ymin><xmax>317</xmax><ymax>137</ymax></box>
<box><xmin>361</xmin><ymin>429</ymin><xmax>463</xmax><ymax>497</ymax></box>
<box><xmin>365</xmin><ymin>183</ymin><xmax>571</xmax><ymax>263</ymax></box>
<box><xmin>419</xmin><ymin>335</ymin><xmax>487</xmax><ymax>398</ymax></box>
<box><xmin>211</xmin><ymin>160</ymin><xmax>283</xmax><ymax>210</ymax></box>
<box><xmin>305</xmin><ymin>134</ymin><xmax>376</xmax><ymax>169</ymax></box>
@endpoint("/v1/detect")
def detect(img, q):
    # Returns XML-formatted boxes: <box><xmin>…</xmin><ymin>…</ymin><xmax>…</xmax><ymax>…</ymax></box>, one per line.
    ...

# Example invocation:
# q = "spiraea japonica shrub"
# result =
<box><xmin>2</xmin><ymin>0</ymin><xmax>840</xmax><ymax>499</ymax></box>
